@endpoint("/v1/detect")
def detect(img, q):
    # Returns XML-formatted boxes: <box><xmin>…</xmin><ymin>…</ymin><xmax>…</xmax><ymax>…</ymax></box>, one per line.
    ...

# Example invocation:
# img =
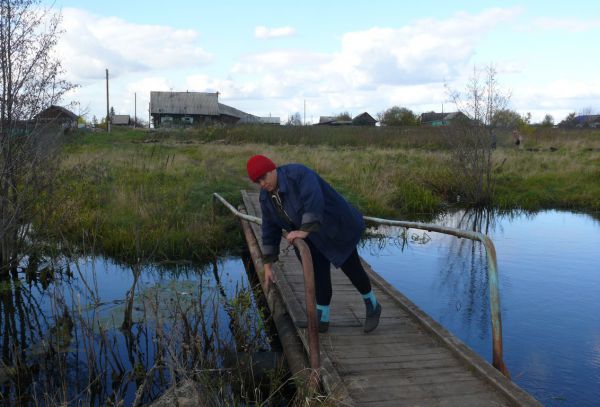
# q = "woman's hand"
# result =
<box><xmin>286</xmin><ymin>230</ymin><xmax>309</xmax><ymax>245</ymax></box>
<box><xmin>264</xmin><ymin>263</ymin><xmax>276</xmax><ymax>290</ymax></box>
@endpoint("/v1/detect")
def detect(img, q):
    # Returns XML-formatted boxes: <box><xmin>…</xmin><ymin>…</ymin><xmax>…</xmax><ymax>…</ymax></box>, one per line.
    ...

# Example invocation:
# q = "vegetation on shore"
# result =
<box><xmin>47</xmin><ymin>125</ymin><xmax>600</xmax><ymax>263</ymax></box>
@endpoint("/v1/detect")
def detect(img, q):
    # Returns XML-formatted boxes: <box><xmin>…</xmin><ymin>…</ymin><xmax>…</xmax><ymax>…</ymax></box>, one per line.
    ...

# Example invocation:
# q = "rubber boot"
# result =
<box><xmin>364</xmin><ymin>298</ymin><xmax>382</xmax><ymax>333</ymax></box>
<box><xmin>317</xmin><ymin>309</ymin><xmax>329</xmax><ymax>333</ymax></box>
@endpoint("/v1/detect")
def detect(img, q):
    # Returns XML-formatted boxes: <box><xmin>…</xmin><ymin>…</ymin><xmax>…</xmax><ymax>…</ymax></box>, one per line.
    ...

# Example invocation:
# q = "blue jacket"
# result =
<box><xmin>260</xmin><ymin>164</ymin><xmax>365</xmax><ymax>267</ymax></box>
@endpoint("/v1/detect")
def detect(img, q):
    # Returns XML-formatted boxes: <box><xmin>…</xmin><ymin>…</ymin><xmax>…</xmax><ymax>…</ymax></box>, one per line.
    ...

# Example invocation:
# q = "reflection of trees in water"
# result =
<box><xmin>434</xmin><ymin>208</ymin><xmax>514</xmax><ymax>343</ymax></box>
<box><xmin>0</xmin><ymin>255</ymin><xmax>278</xmax><ymax>406</ymax></box>
<box><xmin>363</xmin><ymin>225</ymin><xmax>431</xmax><ymax>255</ymax></box>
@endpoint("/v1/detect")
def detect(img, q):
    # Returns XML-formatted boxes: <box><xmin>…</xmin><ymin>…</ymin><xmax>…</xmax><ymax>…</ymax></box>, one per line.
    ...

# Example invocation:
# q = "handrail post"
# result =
<box><xmin>212</xmin><ymin>194</ymin><xmax>321</xmax><ymax>389</ymax></box>
<box><xmin>480</xmin><ymin>235</ymin><xmax>509</xmax><ymax>377</ymax></box>
<box><xmin>288</xmin><ymin>235</ymin><xmax>321</xmax><ymax>388</ymax></box>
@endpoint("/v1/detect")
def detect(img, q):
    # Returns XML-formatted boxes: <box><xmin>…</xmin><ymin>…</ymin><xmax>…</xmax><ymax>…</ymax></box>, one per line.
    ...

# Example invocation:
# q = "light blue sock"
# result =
<box><xmin>316</xmin><ymin>304</ymin><xmax>330</xmax><ymax>322</ymax></box>
<box><xmin>362</xmin><ymin>291</ymin><xmax>377</xmax><ymax>307</ymax></box>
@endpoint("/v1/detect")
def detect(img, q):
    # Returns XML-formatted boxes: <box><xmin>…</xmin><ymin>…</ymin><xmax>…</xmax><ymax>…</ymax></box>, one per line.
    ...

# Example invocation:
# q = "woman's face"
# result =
<box><xmin>257</xmin><ymin>169</ymin><xmax>278</xmax><ymax>192</ymax></box>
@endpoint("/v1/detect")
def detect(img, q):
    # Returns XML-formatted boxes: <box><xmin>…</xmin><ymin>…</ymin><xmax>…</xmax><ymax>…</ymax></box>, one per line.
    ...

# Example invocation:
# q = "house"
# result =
<box><xmin>315</xmin><ymin>116</ymin><xmax>352</xmax><ymax>126</ymax></box>
<box><xmin>318</xmin><ymin>116</ymin><xmax>335</xmax><ymax>125</ymax></box>
<box><xmin>316</xmin><ymin>112</ymin><xmax>377</xmax><ymax>126</ymax></box>
<box><xmin>150</xmin><ymin>91</ymin><xmax>219</xmax><ymax>127</ymax></box>
<box><xmin>258</xmin><ymin>117</ymin><xmax>281</xmax><ymax>125</ymax></box>
<box><xmin>34</xmin><ymin>105</ymin><xmax>78</xmax><ymax>128</ymax></box>
<box><xmin>112</xmin><ymin>115</ymin><xmax>130</xmax><ymax>126</ymax></box>
<box><xmin>352</xmin><ymin>112</ymin><xmax>377</xmax><ymax>126</ymax></box>
<box><xmin>150</xmin><ymin>91</ymin><xmax>275</xmax><ymax>127</ymax></box>
<box><xmin>574</xmin><ymin>115</ymin><xmax>600</xmax><ymax>128</ymax></box>
<box><xmin>421</xmin><ymin>111</ymin><xmax>469</xmax><ymax>126</ymax></box>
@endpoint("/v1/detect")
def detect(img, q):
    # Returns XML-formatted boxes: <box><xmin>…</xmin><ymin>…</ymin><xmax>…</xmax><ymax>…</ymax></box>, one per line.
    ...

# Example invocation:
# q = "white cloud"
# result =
<box><xmin>57</xmin><ymin>8</ymin><xmax>212</xmax><ymax>81</ymax></box>
<box><xmin>254</xmin><ymin>25</ymin><xmax>296</xmax><ymax>39</ymax></box>
<box><xmin>531</xmin><ymin>17</ymin><xmax>600</xmax><ymax>32</ymax></box>
<box><xmin>217</xmin><ymin>7</ymin><xmax>522</xmax><ymax>116</ymax></box>
<box><xmin>231</xmin><ymin>50</ymin><xmax>329</xmax><ymax>74</ymax></box>
<box><xmin>322</xmin><ymin>7</ymin><xmax>521</xmax><ymax>88</ymax></box>
<box><xmin>60</xmin><ymin>6</ymin><xmax>598</xmax><ymax>125</ymax></box>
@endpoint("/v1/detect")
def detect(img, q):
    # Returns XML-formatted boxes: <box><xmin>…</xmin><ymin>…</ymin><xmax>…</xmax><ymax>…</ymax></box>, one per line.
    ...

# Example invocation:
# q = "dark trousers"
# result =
<box><xmin>295</xmin><ymin>239</ymin><xmax>372</xmax><ymax>305</ymax></box>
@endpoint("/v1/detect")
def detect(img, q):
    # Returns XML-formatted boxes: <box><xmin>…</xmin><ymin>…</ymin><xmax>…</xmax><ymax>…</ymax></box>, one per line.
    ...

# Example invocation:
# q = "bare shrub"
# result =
<box><xmin>445</xmin><ymin>65</ymin><xmax>509</xmax><ymax>206</ymax></box>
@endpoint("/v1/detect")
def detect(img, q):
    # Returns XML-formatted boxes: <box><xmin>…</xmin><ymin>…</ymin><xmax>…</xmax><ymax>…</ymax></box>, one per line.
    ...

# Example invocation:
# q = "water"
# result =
<box><xmin>359</xmin><ymin>210</ymin><xmax>600</xmax><ymax>406</ymax></box>
<box><xmin>0</xmin><ymin>255</ymin><xmax>275</xmax><ymax>406</ymax></box>
<box><xmin>3</xmin><ymin>209</ymin><xmax>599</xmax><ymax>405</ymax></box>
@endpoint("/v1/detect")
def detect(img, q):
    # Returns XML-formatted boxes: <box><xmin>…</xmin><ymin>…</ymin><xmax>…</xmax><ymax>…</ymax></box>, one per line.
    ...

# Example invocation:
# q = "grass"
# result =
<box><xmin>49</xmin><ymin>125</ymin><xmax>600</xmax><ymax>263</ymax></box>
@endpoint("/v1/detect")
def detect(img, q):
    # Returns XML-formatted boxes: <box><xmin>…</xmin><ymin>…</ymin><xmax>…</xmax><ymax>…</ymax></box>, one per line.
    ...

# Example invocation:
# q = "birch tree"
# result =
<box><xmin>0</xmin><ymin>0</ymin><xmax>74</xmax><ymax>275</ymax></box>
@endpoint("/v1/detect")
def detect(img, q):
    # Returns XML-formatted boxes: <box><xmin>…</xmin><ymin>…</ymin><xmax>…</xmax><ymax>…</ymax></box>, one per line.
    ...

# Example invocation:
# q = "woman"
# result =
<box><xmin>246</xmin><ymin>154</ymin><xmax>381</xmax><ymax>333</ymax></box>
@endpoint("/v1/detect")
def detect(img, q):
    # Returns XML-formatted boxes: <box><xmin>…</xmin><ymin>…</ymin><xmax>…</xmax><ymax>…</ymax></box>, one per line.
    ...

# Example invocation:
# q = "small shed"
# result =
<box><xmin>259</xmin><ymin>117</ymin><xmax>280</xmax><ymax>125</ymax></box>
<box><xmin>112</xmin><ymin>115</ymin><xmax>130</xmax><ymax>126</ymax></box>
<box><xmin>35</xmin><ymin>105</ymin><xmax>78</xmax><ymax>128</ymax></box>
<box><xmin>421</xmin><ymin>111</ymin><xmax>469</xmax><ymax>126</ymax></box>
<box><xmin>352</xmin><ymin>112</ymin><xmax>377</xmax><ymax>126</ymax></box>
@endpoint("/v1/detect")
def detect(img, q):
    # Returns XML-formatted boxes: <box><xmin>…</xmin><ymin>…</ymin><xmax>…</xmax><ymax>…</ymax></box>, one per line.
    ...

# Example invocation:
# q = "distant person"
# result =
<box><xmin>512</xmin><ymin>130</ymin><xmax>523</xmax><ymax>148</ymax></box>
<box><xmin>246</xmin><ymin>155</ymin><xmax>382</xmax><ymax>333</ymax></box>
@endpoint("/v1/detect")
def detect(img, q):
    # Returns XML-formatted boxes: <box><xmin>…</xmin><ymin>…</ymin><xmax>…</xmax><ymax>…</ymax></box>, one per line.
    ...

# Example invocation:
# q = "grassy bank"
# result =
<box><xmin>50</xmin><ymin>126</ymin><xmax>600</xmax><ymax>263</ymax></box>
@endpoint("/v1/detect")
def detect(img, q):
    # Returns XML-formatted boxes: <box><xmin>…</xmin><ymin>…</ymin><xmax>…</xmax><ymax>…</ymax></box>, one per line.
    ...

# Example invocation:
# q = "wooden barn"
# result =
<box><xmin>34</xmin><ymin>105</ymin><xmax>78</xmax><ymax>128</ymax></box>
<box><xmin>150</xmin><ymin>91</ymin><xmax>277</xmax><ymax>127</ymax></box>
<box><xmin>150</xmin><ymin>91</ymin><xmax>219</xmax><ymax>127</ymax></box>
<box><xmin>352</xmin><ymin>112</ymin><xmax>377</xmax><ymax>126</ymax></box>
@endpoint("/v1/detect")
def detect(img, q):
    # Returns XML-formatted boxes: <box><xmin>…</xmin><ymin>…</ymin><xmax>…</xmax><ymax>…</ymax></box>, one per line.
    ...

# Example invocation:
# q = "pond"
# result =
<box><xmin>0</xmin><ymin>254</ymin><xmax>285</xmax><ymax>406</ymax></box>
<box><xmin>359</xmin><ymin>209</ymin><xmax>600</xmax><ymax>406</ymax></box>
<box><xmin>2</xmin><ymin>209</ymin><xmax>598</xmax><ymax>406</ymax></box>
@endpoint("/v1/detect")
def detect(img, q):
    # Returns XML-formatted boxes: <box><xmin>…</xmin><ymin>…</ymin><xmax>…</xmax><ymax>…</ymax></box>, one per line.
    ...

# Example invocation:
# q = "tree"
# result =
<box><xmin>335</xmin><ymin>111</ymin><xmax>351</xmax><ymax>121</ymax></box>
<box><xmin>0</xmin><ymin>0</ymin><xmax>74</xmax><ymax>275</ymax></box>
<box><xmin>558</xmin><ymin>112</ymin><xmax>577</xmax><ymax>128</ymax></box>
<box><xmin>540</xmin><ymin>114</ymin><xmax>554</xmax><ymax>127</ymax></box>
<box><xmin>446</xmin><ymin>64</ymin><xmax>509</xmax><ymax>206</ymax></box>
<box><xmin>490</xmin><ymin>109</ymin><xmax>524</xmax><ymax>129</ymax></box>
<box><xmin>377</xmin><ymin>106</ymin><xmax>418</xmax><ymax>126</ymax></box>
<box><xmin>286</xmin><ymin>112</ymin><xmax>302</xmax><ymax>126</ymax></box>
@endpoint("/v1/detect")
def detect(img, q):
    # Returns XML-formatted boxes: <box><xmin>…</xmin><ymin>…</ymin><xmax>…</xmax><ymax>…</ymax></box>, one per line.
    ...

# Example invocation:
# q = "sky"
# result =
<box><xmin>45</xmin><ymin>0</ymin><xmax>600</xmax><ymax>124</ymax></box>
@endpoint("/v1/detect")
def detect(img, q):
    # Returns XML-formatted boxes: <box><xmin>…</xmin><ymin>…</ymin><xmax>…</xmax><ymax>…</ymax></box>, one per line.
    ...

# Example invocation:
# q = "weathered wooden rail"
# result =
<box><xmin>217</xmin><ymin>190</ymin><xmax>542</xmax><ymax>406</ymax></box>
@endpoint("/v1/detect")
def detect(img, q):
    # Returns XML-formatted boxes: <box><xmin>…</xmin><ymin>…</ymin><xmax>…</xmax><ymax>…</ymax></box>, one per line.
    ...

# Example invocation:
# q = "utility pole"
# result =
<box><xmin>134</xmin><ymin>92</ymin><xmax>137</xmax><ymax>128</ymax></box>
<box><xmin>304</xmin><ymin>99</ymin><xmax>306</xmax><ymax>126</ymax></box>
<box><xmin>106</xmin><ymin>68</ymin><xmax>111</xmax><ymax>133</ymax></box>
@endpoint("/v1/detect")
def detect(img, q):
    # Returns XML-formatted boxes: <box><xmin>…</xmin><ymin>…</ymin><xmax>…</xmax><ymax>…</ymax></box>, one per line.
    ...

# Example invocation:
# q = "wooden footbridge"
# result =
<box><xmin>214</xmin><ymin>191</ymin><xmax>541</xmax><ymax>406</ymax></box>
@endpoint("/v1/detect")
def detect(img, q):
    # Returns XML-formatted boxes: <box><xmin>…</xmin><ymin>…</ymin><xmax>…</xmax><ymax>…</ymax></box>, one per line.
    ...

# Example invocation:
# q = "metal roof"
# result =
<box><xmin>112</xmin><ymin>115</ymin><xmax>130</xmax><ymax>125</ymax></box>
<box><xmin>319</xmin><ymin>116</ymin><xmax>335</xmax><ymax>124</ymax></box>
<box><xmin>259</xmin><ymin>117</ymin><xmax>280</xmax><ymax>124</ymax></box>
<box><xmin>218</xmin><ymin>102</ymin><xmax>258</xmax><ymax>122</ymax></box>
<box><xmin>150</xmin><ymin>91</ymin><xmax>219</xmax><ymax>116</ymax></box>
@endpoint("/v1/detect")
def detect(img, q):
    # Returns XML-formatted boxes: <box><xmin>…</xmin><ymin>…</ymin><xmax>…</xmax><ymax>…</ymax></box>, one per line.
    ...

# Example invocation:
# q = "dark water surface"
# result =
<box><xmin>359</xmin><ymin>210</ymin><xmax>600</xmax><ymax>406</ymax></box>
<box><xmin>0</xmin><ymin>255</ymin><xmax>271</xmax><ymax>406</ymax></box>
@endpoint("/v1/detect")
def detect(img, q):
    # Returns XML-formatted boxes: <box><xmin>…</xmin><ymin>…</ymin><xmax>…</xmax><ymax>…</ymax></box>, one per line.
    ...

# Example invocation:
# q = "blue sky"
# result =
<box><xmin>48</xmin><ymin>0</ymin><xmax>600</xmax><ymax>123</ymax></box>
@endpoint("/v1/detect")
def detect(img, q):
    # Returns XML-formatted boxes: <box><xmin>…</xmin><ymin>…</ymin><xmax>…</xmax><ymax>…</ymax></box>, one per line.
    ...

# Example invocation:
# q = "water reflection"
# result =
<box><xmin>0</xmin><ymin>254</ymin><xmax>282</xmax><ymax>406</ymax></box>
<box><xmin>361</xmin><ymin>208</ymin><xmax>600</xmax><ymax>406</ymax></box>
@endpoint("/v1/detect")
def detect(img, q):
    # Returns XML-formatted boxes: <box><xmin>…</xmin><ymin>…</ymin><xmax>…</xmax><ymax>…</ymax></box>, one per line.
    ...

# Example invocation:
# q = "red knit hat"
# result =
<box><xmin>247</xmin><ymin>155</ymin><xmax>276</xmax><ymax>182</ymax></box>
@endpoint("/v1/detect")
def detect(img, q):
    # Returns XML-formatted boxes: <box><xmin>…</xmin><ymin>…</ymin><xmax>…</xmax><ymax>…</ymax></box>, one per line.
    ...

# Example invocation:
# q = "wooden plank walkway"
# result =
<box><xmin>241</xmin><ymin>190</ymin><xmax>541</xmax><ymax>406</ymax></box>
